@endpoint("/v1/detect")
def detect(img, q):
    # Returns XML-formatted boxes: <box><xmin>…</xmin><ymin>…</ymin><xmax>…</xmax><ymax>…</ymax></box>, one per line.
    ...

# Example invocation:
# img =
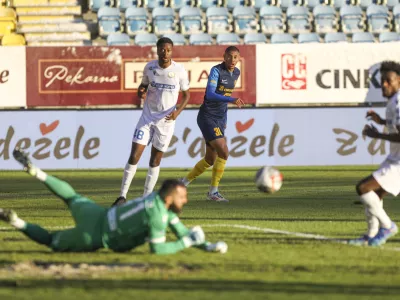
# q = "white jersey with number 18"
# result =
<box><xmin>140</xmin><ymin>60</ymin><xmax>190</xmax><ymax>123</ymax></box>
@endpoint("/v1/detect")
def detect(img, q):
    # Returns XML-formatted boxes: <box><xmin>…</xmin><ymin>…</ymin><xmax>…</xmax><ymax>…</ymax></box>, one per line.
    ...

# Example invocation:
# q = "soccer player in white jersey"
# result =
<box><xmin>349</xmin><ymin>61</ymin><xmax>400</xmax><ymax>246</ymax></box>
<box><xmin>112</xmin><ymin>37</ymin><xmax>190</xmax><ymax>206</ymax></box>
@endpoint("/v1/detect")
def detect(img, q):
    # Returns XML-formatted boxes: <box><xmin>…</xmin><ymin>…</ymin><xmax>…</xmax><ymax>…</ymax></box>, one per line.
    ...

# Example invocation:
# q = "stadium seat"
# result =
<box><xmin>233</xmin><ymin>7</ymin><xmax>259</xmax><ymax>35</ymax></box>
<box><xmin>379</xmin><ymin>31</ymin><xmax>400</xmax><ymax>42</ymax></box>
<box><xmin>334</xmin><ymin>0</ymin><xmax>355</xmax><ymax>10</ymax></box>
<box><xmin>0</xmin><ymin>7</ymin><xmax>16</xmax><ymax>38</ymax></box>
<box><xmin>394</xmin><ymin>4</ymin><xmax>400</xmax><ymax>32</ymax></box>
<box><xmin>152</xmin><ymin>7</ymin><xmax>176</xmax><ymax>35</ymax></box>
<box><xmin>98</xmin><ymin>7</ymin><xmax>122</xmax><ymax>37</ymax></box>
<box><xmin>206</xmin><ymin>7</ymin><xmax>231</xmax><ymax>36</ymax></box>
<box><xmin>226</xmin><ymin>0</ymin><xmax>246</xmax><ymax>11</ymax></box>
<box><xmin>125</xmin><ymin>7</ymin><xmax>148</xmax><ymax>36</ymax></box>
<box><xmin>90</xmin><ymin>0</ymin><xmax>114</xmax><ymax>12</ymax></box>
<box><xmin>359</xmin><ymin>0</ymin><xmax>378</xmax><ymax>10</ymax></box>
<box><xmin>134</xmin><ymin>32</ymin><xmax>157</xmax><ymax>45</ymax></box>
<box><xmin>170</xmin><ymin>0</ymin><xmax>195</xmax><ymax>11</ymax></box>
<box><xmin>216</xmin><ymin>32</ymin><xmax>240</xmax><ymax>44</ymax></box>
<box><xmin>307</xmin><ymin>0</ymin><xmax>329</xmax><ymax>10</ymax></box>
<box><xmin>189</xmin><ymin>32</ymin><xmax>213</xmax><ymax>44</ymax></box>
<box><xmin>1</xmin><ymin>33</ymin><xmax>25</xmax><ymax>45</ymax></box>
<box><xmin>324</xmin><ymin>32</ymin><xmax>347</xmax><ymax>42</ymax></box>
<box><xmin>198</xmin><ymin>0</ymin><xmax>223</xmax><ymax>11</ymax></box>
<box><xmin>280</xmin><ymin>0</ymin><xmax>302</xmax><ymax>11</ymax></box>
<box><xmin>107</xmin><ymin>32</ymin><xmax>130</xmax><ymax>45</ymax></box>
<box><xmin>179</xmin><ymin>7</ymin><xmax>204</xmax><ymax>36</ymax></box>
<box><xmin>352</xmin><ymin>31</ymin><xmax>375</xmax><ymax>42</ymax></box>
<box><xmin>243</xmin><ymin>32</ymin><xmax>267</xmax><ymax>43</ymax></box>
<box><xmin>340</xmin><ymin>5</ymin><xmax>365</xmax><ymax>33</ymax></box>
<box><xmin>144</xmin><ymin>0</ymin><xmax>166</xmax><ymax>10</ymax></box>
<box><xmin>163</xmin><ymin>33</ymin><xmax>186</xmax><ymax>44</ymax></box>
<box><xmin>366</xmin><ymin>4</ymin><xmax>391</xmax><ymax>33</ymax></box>
<box><xmin>254</xmin><ymin>0</ymin><xmax>275</xmax><ymax>11</ymax></box>
<box><xmin>259</xmin><ymin>6</ymin><xmax>285</xmax><ymax>35</ymax></box>
<box><xmin>298</xmin><ymin>32</ymin><xmax>320</xmax><ymax>42</ymax></box>
<box><xmin>117</xmin><ymin>0</ymin><xmax>140</xmax><ymax>11</ymax></box>
<box><xmin>17</xmin><ymin>22</ymin><xmax>88</xmax><ymax>33</ymax></box>
<box><xmin>270</xmin><ymin>32</ymin><xmax>294</xmax><ymax>43</ymax></box>
<box><xmin>386</xmin><ymin>0</ymin><xmax>400</xmax><ymax>10</ymax></box>
<box><xmin>286</xmin><ymin>6</ymin><xmax>311</xmax><ymax>34</ymax></box>
<box><xmin>313</xmin><ymin>5</ymin><xmax>338</xmax><ymax>33</ymax></box>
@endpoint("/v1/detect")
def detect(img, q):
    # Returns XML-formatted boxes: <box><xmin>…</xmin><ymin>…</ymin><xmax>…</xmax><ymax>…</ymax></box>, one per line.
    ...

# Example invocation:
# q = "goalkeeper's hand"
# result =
<box><xmin>182</xmin><ymin>226</ymin><xmax>205</xmax><ymax>248</ymax></box>
<box><xmin>205</xmin><ymin>241</ymin><xmax>228</xmax><ymax>254</ymax></box>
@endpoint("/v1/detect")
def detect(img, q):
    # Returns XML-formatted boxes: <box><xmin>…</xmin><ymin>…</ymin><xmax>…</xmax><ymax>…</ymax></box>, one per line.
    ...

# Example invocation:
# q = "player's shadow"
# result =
<box><xmin>1</xmin><ymin>279</ymin><xmax>400</xmax><ymax>295</ymax></box>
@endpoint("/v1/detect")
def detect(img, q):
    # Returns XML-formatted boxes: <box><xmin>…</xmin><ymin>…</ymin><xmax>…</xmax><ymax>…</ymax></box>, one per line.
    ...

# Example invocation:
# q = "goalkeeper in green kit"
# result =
<box><xmin>0</xmin><ymin>149</ymin><xmax>227</xmax><ymax>255</ymax></box>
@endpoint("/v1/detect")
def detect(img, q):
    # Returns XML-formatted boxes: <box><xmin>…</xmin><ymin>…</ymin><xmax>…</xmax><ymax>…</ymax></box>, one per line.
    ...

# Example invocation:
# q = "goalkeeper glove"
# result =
<box><xmin>182</xmin><ymin>226</ymin><xmax>205</xmax><ymax>248</ymax></box>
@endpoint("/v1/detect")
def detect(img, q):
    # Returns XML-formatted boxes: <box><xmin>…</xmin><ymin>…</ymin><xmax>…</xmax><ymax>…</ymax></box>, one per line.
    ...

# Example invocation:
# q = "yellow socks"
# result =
<box><xmin>186</xmin><ymin>158</ymin><xmax>212</xmax><ymax>182</ymax></box>
<box><xmin>210</xmin><ymin>157</ymin><xmax>227</xmax><ymax>191</ymax></box>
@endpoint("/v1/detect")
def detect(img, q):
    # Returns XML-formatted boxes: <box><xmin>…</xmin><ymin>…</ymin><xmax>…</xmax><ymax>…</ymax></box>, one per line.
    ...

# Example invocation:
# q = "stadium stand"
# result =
<box><xmin>1</xmin><ymin>0</ymin><xmax>400</xmax><ymax>45</ymax></box>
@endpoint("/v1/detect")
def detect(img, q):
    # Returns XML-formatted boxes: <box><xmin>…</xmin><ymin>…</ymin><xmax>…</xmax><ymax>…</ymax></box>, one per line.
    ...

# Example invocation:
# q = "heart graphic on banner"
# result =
<box><xmin>235</xmin><ymin>118</ymin><xmax>254</xmax><ymax>133</ymax></box>
<box><xmin>39</xmin><ymin>120</ymin><xmax>60</xmax><ymax>135</ymax></box>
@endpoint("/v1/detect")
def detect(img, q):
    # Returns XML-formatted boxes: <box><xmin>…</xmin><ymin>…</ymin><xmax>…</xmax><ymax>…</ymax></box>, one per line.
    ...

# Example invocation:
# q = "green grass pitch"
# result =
<box><xmin>1</xmin><ymin>166</ymin><xmax>400</xmax><ymax>300</ymax></box>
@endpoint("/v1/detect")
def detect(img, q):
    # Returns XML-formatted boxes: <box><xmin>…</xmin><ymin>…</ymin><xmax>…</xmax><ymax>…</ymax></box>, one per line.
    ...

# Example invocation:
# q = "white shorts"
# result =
<box><xmin>372</xmin><ymin>159</ymin><xmax>400</xmax><ymax>196</ymax></box>
<box><xmin>132</xmin><ymin>116</ymin><xmax>175</xmax><ymax>152</ymax></box>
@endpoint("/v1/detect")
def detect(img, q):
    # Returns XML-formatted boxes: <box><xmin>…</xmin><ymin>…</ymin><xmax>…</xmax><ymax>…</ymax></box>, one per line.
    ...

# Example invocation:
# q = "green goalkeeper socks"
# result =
<box><xmin>43</xmin><ymin>175</ymin><xmax>78</xmax><ymax>206</ymax></box>
<box><xmin>21</xmin><ymin>223</ymin><xmax>52</xmax><ymax>247</ymax></box>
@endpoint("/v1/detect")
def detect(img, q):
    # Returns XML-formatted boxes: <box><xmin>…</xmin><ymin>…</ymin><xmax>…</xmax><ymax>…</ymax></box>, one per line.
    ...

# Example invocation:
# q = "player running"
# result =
<box><xmin>113</xmin><ymin>37</ymin><xmax>190</xmax><ymax>206</ymax></box>
<box><xmin>181</xmin><ymin>46</ymin><xmax>245</xmax><ymax>202</ymax></box>
<box><xmin>0</xmin><ymin>149</ymin><xmax>227</xmax><ymax>254</ymax></box>
<box><xmin>348</xmin><ymin>61</ymin><xmax>400</xmax><ymax>247</ymax></box>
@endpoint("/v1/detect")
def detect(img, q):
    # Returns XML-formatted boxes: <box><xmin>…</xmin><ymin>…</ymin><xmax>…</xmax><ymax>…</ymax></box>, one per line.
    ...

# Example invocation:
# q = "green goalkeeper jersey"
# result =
<box><xmin>101</xmin><ymin>192</ymin><xmax>191</xmax><ymax>254</ymax></box>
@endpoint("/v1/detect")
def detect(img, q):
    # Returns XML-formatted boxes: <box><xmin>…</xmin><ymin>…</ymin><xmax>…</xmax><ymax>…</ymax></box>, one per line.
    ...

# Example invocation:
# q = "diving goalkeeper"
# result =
<box><xmin>0</xmin><ymin>149</ymin><xmax>227</xmax><ymax>254</ymax></box>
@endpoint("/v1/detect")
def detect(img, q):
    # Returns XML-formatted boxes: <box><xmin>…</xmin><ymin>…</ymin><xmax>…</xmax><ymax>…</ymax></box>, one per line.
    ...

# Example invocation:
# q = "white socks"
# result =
<box><xmin>28</xmin><ymin>166</ymin><xmax>47</xmax><ymax>182</ymax></box>
<box><xmin>11</xmin><ymin>217</ymin><xmax>26</xmax><ymax>230</ymax></box>
<box><xmin>181</xmin><ymin>177</ymin><xmax>191</xmax><ymax>187</ymax></box>
<box><xmin>360</xmin><ymin>191</ymin><xmax>392</xmax><ymax>230</ymax></box>
<box><xmin>209</xmin><ymin>186</ymin><xmax>218</xmax><ymax>194</ymax></box>
<box><xmin>143</xmin><ymin>166</ymin><xmax>160</xmax><ymax>197</ymax></box>
<box><xmin>120</xmin><ymin>163</ymin><xmax>137</xmax><ymax>198</ymax></box>
<box><xmin>365</xmin><ymin>207</ymin><xmax>379</xmax><ymax>238</ymax></box>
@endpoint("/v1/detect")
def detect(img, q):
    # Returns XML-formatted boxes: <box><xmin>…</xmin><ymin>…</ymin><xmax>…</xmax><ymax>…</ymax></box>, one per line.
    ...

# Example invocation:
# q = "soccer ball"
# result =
<box><xmin>255</xmin><ymin>166</ymin><xmax>283</xmax><ymax>193</ymax></box>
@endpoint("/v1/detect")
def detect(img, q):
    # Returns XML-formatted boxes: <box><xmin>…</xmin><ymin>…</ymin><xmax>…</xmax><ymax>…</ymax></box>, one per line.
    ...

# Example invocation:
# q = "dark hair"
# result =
<box><xmin>225</xmin><ymin>46</ymin><xmax>240</xmax><ymax>54</ymax></box>
<box><xmin>380</xmin><ymin>61</ymin><xmax>400</xmax><ymax>76</ymax></box>
<box><xmin>157</xmin><ymin>37</ymin><xmax>174</xmax><ymax>48</ymax></box>
<box><xmin>159</xmin><ymin>179</ymin><xmax>185</xmax><ymax>199</ymax></box>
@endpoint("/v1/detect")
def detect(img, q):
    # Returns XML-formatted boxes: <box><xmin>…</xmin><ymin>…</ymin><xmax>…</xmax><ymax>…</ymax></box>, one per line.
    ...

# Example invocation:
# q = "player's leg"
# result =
<box><xmin>113</xmin><ymin>120</ymin><xmax>151</xmax><ymax>206</ymax></box>
<box><xmin>207</xmin><ymin>137</ymin><xmax>229</xmax><ymax>202</ymax></box>
<box><xmin>13</xmin><ymin>149</ymin><xmax>78</xmax><ymax>206</ymax></box>
<box><xmin>142</xmin><ymin>120</ymin><xmax>175</xmax><ymax>197</ymax></box>
<box><xmin>181</xmin><ymin>143</ymin><xmax>216</xmax><ymax>186</ymax></box>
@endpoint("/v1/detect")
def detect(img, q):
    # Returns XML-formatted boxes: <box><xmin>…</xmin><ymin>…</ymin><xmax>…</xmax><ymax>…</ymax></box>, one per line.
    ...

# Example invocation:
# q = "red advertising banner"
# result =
<box><xmin>26</xmin><ymin>46</ymin><xmax>256</xmax><ymax>107</ymax></box>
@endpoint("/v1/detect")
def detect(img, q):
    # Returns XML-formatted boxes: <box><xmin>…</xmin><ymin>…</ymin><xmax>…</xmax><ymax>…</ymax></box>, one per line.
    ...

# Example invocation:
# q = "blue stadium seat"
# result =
<box><xmin>359</xmin><ymin>0</ymin><xmax>380</xmax><ymax>10</ymax></box>
<box><xmin>152</xmin><ymin>7</ymin><xmax>176</xmax><ymax>35</ymax></box>
<box><xmin>254</xmin><ymin>0</ymin><xmax>275</xmax><ymax>11</ymax></box>
<box><xmin>170</xmin><ymin>0</ymin><xmax>195</xmax><ymax>11</ymax></box>
<box><xmin>259</xmin><ymin>6</ymin><xmax>285</xmax><ymax>35</ymax></box>
<box><xmin>98</xmin><ymin>7</ymin><xmax>121</xmax><ymax>37</ymax></box>
<box><xmin>379</xmin><ymin>32</ymin><xmax>400</xmax><ymax>42</ymax></box>
<box><xmin>179</xmin><ymin>7</ymin><xmax>204</xmax><ymax>36</ymax></box>
<box><xmin>386</xmin><ymin>0</ymin><xmax>400</xmax><ymax>10</ymax></box>
<box><xmin>107</xmin><ymin>32</ymin><xmax>131</xmax><ymax>45</ymax></box>
<box><xmin>270</xmin><ymin>32</ymin><xmax>294</xmax><ymax>43</ymax></box>
<box><xmin>198</xmin><ymin>0</ymin><xmax>223</xmax><ymax>11</ymax></box>
<box><xmin>394</xmin><ymin>4</ymin><xmax>400</xmax><ymax>32</ymax></box>
<box><xmin>307</xmin><ymin>0</ymin><xmax>330</xmax><ymax>10</ymax></box>
<box><xmin>324</xmin><ymin>32</ymin><xmax>347</xmax><ymax>42</ymax></box>
<box><xmin>366</xmin><ymin>4</ymin><xmax>391</xmax><ymax>33</ymax></box>
<box><xmin>90</xmin><ymin>0</ymin><xmax>114</xmax><ymax>12</ymax></box>
<box><xmin>125</xmin><ymin>7</ymin><xmax>148</xmax><ymax>36</ymax></box>
<box><xmin>163</xmin><ymin>33</ymin><xmax>186</xmax><ymax>44</ymax></box>
<box><xmin>206</xmin><ymin>7</ymin><xmax>231</xmax><ymax>36</ymax></box>
<box><xmin>117</xmin><ymin>0</ymin><xmax>140</xmax><ymax>11</ymax></box>
<box><xmin>144</xmin><ymin>0</ymin><xmax>166</xmax><ymax>10</ymax></box>
<box><xmin>243</xmin><ymin>32</ymin><xmax>267</xmax><ymax>43</ymax></box>
<box><xmin>298</xmin><ymin>32</ymin><xmax>320</xmax><ymax>42</ymax></box>
<box><xmin>189</xmin><ymin>32</ymin><xmax>213</xmax><ymax>44</ymax></box>
<box><xmin>334</xmin><ymin>0</ymin><xmax>355</xmax><ymax>10</ymax></box>
<box><xmin>313</xmin><ymin>5</ymin><xmax>338</xmax><ymax>33</ymax></box>
<box><xmin>216</xmin><ymin>32</ymin><xmax>240</xmax><ymax>44</ymax></box>
<box><xmin>286</xmin><ymin>6</ymin><xmax>311</xmax><ymax>34</ymax></box>
<box><xmin>134</xmin><ymin>32</ymin><xmax>157</xmax><ymax>45</ymax></box>
<box><xmin>233</xmin><ymin>7</ymin><xmax>259</xmax><ymax>35</ymax></box>
<box><xmin>352</xmin><ymin>31</ymin><xmax>375</xmax><ymax>42</ymax></box>
<box><xmin>280</xmin><ymin>0</ymin><xmax>302</xmax><ymax>11</ymax></box>
<box><xmin>226</xmin><ymin>0</ymin><xmax>246</xmax><ymax>11</ymax></box>
<box><xmin>340</xmin><ymin>5</ymin><xmax>365</xmax><ymax>33</ymax></box>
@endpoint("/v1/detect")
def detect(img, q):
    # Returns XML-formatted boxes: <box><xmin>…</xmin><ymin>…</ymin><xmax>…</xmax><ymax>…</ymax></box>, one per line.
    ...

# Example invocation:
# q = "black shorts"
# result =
<box><xmin>197</xmin><ymin>113</ymin><xmax>226</xmax><ymax>142</ymax></box>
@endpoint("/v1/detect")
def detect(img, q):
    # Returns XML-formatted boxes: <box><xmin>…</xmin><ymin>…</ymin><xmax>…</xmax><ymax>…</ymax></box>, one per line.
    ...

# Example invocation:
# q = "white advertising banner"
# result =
<box><xmin>256</xmin><ymin>43</ymin><xmax>400</xmax><ymax>104</ymax></box>
<box><xmin>0</xmin><ymin>47</ymin><xmax>26</xmax><ymax>108</ymax></box>
<box><xmin>0</xmin><ymin>108</ymin><xmax>389</xmax><ymax>169</ymax></box>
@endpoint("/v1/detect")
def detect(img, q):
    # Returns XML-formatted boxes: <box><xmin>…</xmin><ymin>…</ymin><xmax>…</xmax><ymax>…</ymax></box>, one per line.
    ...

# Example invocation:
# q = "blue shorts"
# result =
<box><xmin>197</xmin><ymin>114</ymin><xmax>226</xmax><ymax>142</ymax></box>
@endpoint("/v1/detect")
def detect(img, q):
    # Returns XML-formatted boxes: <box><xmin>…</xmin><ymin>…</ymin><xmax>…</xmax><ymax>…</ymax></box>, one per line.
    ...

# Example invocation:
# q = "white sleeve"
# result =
<box><xmin>141</xmin><ymin>63</ymin><xmax>150</xmax><ymax>86</ymax></box>
<box><xmin>179</xmin><ymin>65</ymin><xmax>190</xmax><ymax>92</ymax></box>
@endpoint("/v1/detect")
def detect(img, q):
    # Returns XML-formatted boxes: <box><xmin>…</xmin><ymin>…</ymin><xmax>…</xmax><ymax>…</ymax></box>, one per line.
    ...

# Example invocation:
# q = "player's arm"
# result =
<box><xmin>166</xmin><ymin>68</ymin><xmax>190</xmax><ymax>121</ymax></box>
<box><xmin>138</xmin><ymin>64</ymin><xmax>150</xmax><ymax>99</ymax></box>
<box><xmin>366</xmin><ymin>110</ymin><xmax>386</xmax><ymax>125</ymax></box>
<box><xmin>363</xmin><ymin>124</ymin><xmax>400</xmax><ymax>143</ymax></box>
<box><xmin>205</xmin><ymin>67</ymin><xmax>235</xmax><ymax>103</ymax></box>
